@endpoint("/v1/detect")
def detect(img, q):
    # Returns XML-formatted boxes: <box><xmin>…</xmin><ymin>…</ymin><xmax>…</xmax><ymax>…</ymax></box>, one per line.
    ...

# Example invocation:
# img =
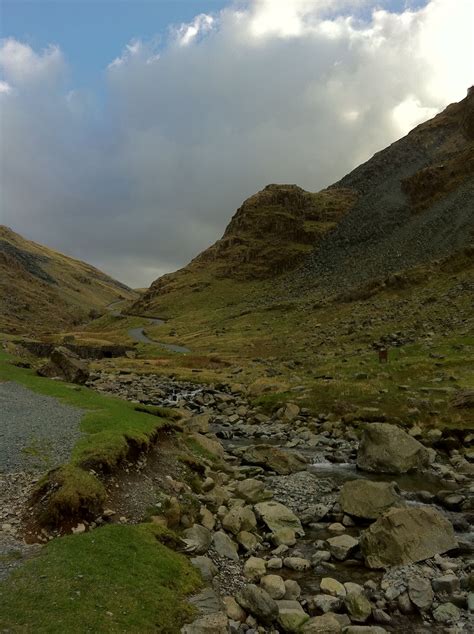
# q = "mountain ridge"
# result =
<box><xmin>134</xmin><ymin>87</ymin><xmax>474</xmax><ymax>315</ymax></box>
<box><xmin>0</xmin><ymin>225</ymin><xmax>136</xmax><ymax>335</ymax></box>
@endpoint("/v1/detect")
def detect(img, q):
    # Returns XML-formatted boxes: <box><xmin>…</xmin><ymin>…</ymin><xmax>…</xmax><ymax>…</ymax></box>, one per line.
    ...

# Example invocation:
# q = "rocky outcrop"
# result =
<box><xmin>339</xmin><ymin>480</ymin><xmax>402</xmax><ymax>519</ymax></box>
<box><xmin>254</xmin><ymin>501</ymin><xmax>304</xmax><ymax>538</ymax></box>
<box><xmin>241</xmin><ymin>444</ymin><xmax>307</xmax><ymax>475</ymax></box>
<box><xmin>360</xmin><ymin>507</ymin><xmax>457</xmax><ymax>568</ymax></box>
<box><xmin>357</xmin><ymin>423</ymin><xmax>429</xmax><ymax>474</ymax></box>
<box><xmin>37</xmin><ymin>346</ymin><xmax>90</xmax><ymax>384</ymax></box>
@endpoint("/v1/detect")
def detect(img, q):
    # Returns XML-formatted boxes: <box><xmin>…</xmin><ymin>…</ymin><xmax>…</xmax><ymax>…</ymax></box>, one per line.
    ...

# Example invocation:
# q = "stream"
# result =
<box><xmin>89</xmin><ymin>367</ymin><xmax>474</xmax><ymax>632</ymax></box>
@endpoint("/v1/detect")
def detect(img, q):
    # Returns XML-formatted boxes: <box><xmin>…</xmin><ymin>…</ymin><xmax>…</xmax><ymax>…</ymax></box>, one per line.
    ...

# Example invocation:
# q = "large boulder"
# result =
<box><xmin>235</xmin><ymin>478</ymin><xmax>273</xmax><ymax>503</ymax></box>
<box><xmin>37</xmin><ymin>346</ymin><xmax>89</xmax><ymax>384</ymax></box>
<box><xmin>242</xmin><ymin>444</ymin><xmax>307</xmax><ymax>475</ymax></box>
<box><xmin>339</xmin><ymin>480</ymin><xmax>402</xmax><ymax>519</ymax></box>
<box><xmin>236</xmin><ymin>584</ymin><xmax>278</xmax><ymax>625</ymax></box>
<box><xmin>357</xmin><ymin>423</ymin><xmax>429</xmax><ymax>474</ymax></box>
<box><xmin>189</xmin><ymin>433</ymin><xmax>225</xmax><ymax>460</ymax></box>
<box><xmin>222</xmin><ymin>506</ymin><xmax>256</xmax><ymax>535</ymax></box>
<box><xmin>360</xmin><ymin>507</ymin><xmax>457</xmax><ymax>568</ymax></box>
<box><xmin>182</xmin><ymin>524</ymin><xmax>212</xmax><ymax>554</ymax></box>
<box><xmin>212</xmin><ymin>531</ymin><xmax>239</xmax><ymax>560</ymax></box>
<box><xmin>254</xmin><ymin>501</ymin><xmax>304</xmax><ymax>537</ymax></box>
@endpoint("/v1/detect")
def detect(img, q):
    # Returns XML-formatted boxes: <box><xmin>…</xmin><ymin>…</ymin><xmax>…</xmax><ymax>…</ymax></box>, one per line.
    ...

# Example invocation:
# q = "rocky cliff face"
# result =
<box><xmin>191</xmin><ymin>184</ymin><xmax>356</xmax><ymax>279</ymax></box>
<box><xmin>297</xmin><ymin>87</ymin><xmax>474</xmax><ymax>291</ymax></box>
<box><xmin>136</xmin><ymin>88</ymin><xmax>474</xmax><ymax>311</ymax></box>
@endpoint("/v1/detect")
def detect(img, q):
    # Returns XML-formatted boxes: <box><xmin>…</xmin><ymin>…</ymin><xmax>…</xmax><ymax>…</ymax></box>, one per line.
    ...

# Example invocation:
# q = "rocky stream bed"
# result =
<box><xmin>88</xmin><ymin>370</ymin><xmax>474</xmax><ymax>634</ymax></box>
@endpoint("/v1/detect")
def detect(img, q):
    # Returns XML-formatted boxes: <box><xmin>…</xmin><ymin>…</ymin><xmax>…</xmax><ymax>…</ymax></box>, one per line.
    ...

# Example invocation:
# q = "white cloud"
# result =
<box><xmin>0</xmin><ymin>38</ymin><xmax>64</xmax><ymax>86</ymax></box>
<box><xmin>175</xmin><ymin>14</ymin><xmax>214</xmax><ymax>46</ymax></box>
<box><xmin>0</xmin><ymin>0</ymin><xmax>473</xmax><ymax>287</ymax></box>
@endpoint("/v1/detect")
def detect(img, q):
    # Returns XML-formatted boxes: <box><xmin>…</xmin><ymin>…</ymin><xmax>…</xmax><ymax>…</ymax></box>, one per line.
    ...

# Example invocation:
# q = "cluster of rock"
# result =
<box><xmin>86</xmin><ymin>371</ymin><xmax>473</xmax><ymax>632</ymax></box>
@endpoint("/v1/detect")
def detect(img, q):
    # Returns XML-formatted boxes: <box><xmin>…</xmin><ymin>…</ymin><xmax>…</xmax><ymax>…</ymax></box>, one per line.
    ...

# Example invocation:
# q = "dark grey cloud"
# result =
<box><xmin>1</xmin><ymin>0</ymin><xmax>473</xmax><ymax>286</ymax></box>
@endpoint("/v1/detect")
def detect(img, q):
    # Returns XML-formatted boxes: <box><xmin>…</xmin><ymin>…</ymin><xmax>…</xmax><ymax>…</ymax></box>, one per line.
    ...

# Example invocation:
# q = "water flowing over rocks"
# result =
<box><xmin>84</xmin><ymin>371</ymin><xmax>474</xmax><ymax>633</ymax></box>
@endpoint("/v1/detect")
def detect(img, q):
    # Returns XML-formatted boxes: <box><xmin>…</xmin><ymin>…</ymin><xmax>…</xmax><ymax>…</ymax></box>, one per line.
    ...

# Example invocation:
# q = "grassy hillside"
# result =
<box><xmin>0</xmin><ymin>226</ymin><xmax>136</xmax><ymax>335</ymax></box>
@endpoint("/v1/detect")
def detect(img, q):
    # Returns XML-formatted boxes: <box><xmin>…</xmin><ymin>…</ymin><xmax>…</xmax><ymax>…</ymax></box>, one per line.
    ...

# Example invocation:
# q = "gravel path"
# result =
<box><xmin>0</xmin><ymin>381</ymin><xmax>84</xmax><ymax>473</ymax></box>
<box><xmin>0</xmin><ymin>381</ymin><xmax>85</xmax><ymax>581</ymax></box>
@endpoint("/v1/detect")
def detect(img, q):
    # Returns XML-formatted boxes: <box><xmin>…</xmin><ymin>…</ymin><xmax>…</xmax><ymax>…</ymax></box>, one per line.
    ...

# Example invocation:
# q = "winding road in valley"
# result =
<box><xmin>106</xmin><ymin>301</ymin><xmax>190</xmax><ymax>353</ymax></box>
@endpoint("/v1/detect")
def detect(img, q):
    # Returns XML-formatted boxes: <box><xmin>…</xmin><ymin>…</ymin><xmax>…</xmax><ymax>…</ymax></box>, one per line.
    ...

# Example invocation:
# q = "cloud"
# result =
<box><xmin>1</xmin><ymin>0</ymin><xmax>473</xmax><ymax>287</ymax></box>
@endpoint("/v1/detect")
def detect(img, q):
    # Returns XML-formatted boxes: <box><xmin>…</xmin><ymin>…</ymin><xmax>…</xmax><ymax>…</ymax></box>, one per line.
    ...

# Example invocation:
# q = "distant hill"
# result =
<box><xmin>0</xmin><ymin>226</ymin><xmax>135</xmax><ymax>334</ymax></box>
<box><xmin>134</xmin><ymin>87</ymin><xmax>474</xmax><ymax>315</ymax></box>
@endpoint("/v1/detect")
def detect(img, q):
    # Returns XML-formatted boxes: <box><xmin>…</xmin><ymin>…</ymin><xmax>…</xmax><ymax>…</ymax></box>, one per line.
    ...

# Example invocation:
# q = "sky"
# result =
<box><xmin>0</xmin><ymin>0</ymin><xmax>473</xmax><ymax>287</ymax></box>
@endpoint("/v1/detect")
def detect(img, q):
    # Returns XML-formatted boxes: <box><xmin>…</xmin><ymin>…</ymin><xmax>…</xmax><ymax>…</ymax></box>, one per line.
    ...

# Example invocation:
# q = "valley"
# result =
<box><xmin>0</xmin><ymin>89</ymin><xmax>473</xmax><ymax>633</ymax></box>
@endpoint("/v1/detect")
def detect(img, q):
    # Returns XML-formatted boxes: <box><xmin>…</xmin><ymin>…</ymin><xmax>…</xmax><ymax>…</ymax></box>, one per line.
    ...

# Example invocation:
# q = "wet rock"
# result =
<box><xmin>189</xmin><ymin>587</ymin><xmax>222</xmax><ymax>615</ymax></box>
<box><xmin>360</xmin><ymin>507</ymin><xmax>457</xmax><ymax>568</ymax></box>
<box><xmin>344</xmin><ymin>592</ymin><xmax>372</xmax><ymax>623</ymax></box>
<box><xmin>357</xmin><ymin>423</ymin><xmax>429</xmax><ymax>474</ymax></box>
<box><xmin>344</xmin><ymin>583</ymin><xmax>363</xmax><ymax>596</ymax></box>
<box><xmin>242</xmin><ymin>444</ymin><xmax>307</xmax><ymax>475</ymax></box>
<box><xmin>320</xmin><ymin>578</ymin><xmax>346</xmax><ymax>598</ymax></box>
<box><xmin>302</xmin><ymin>614</ymin><xmax>342</xmax><ymax>633</ymax></box>
<box><xmin>260</xmin><ymin>574</ymin><xmax>286</xmax><ymax>599</ymax></box>
<box><xmin>254</xmin><ymin>501</ymin><xmax>304</xmax><ymax>537</ymax></box>
<box><xmin>397</xmin><ymin>591</ymin><xmax>413</xmax><ymax>614</ymax></box>
<box><xmin>236</xmin><ymin>584</ymin><xmax>278</xmax><ymax>625</ymax></box>
<box><xmin>235</xmin><ymin>479</ymin><xmax>273</xmax><ymax>503</ymax></box>
<box><xmin>284</xmin><ymin>579</ymin><xmax>301</xmax><ymax>601</ymax></box>
<box><xmin>212</xmin><ymin>530</ymin><xmax>239</xmax><ymax>560</ymax></box>
<box><xmin>267</xmin><ymin>557</ymin><xmax>283</xmax><ymax>570</ymax></box>
<box><xmin>183</xmin><ymin>524</ymin><xmax>212</xmax><ymax>554</ymax></box>
<box><xmin>313</xmin><ymin>594</ymin><xmax>343</xmax><ymax>613</ymax></box>
<box><xmin>276</xmin><ymin>600</ymin><xmax>310</xmax><ymax>632</ymax></box>
<box><xmin>272</xmin><ymin>527</ymin><xmax>296</xmax><ymax>546</ymax></box>
<box><xmin>339</xmin><ymin>480</ymin><xmax>402</xmax><ymax>520</ymax></box>
<box><xmin>312</xmin><ymin>551</ymin><xmax>331</xmax><ymax>566</ymax></box>
<box><xmin>432</xmin><ymin>602</ymin><xmax>461</xmax><ymax>624</ymax></box>
<box><xmin>222</xmin><ymin>506</ymin><xmax>256</xmax><ymax>535</ymax></box>
<box><xmin>372</xmin><ymin>609</ymin><xmax>391</xmax><ymax>625</ymax></box>
<box><xmin>223</xmin><ymin>596</ymin><xmax>246</xmax><ymax>622</ymax></box>
<box><xmin>283</xmin><ymin>556</ymin><xmax>311</xmax><ymax>571</ymax></box>
<box><xmin>190</xmin><ymin>555</ymin><xmax>218</xmax><ymax>581</ymax></box>
<box><xmin>432</xmin><ymin>574</ymin><xmax>460</xmax><ymax>595</ymax></box>
<box><xmin>300</xmin><ymin>504</ymin><xmax>330</xmax><ymax>524</ymax></box>
<box><xmin>244</xmin><ymin>556</ymin><xmax>266</xmax><ymax>581</ymax></box>
<box><xmin>237</xmin><ymin>530</ymin><xmax>259</xmax><ymax>552</ymax></box>
<box><xmin>328</xmin><ymin>523</ymin><xmax>345</xmax><ymax>534</ymax></box>
<box><xmin>327</xmin><ymin>535</ymin><xmax>359</xmax><ymax>561</ymax></box>
<box><xmin>407</xmin><ymin>577</ymin><xmax>433</xmax><ymax>610</ymax></box>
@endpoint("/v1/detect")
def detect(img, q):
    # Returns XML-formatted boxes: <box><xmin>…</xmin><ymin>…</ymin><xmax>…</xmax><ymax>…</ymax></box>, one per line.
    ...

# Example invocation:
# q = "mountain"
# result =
<box><xmin>134</xmin><ymin>87</ymin><xmax>474</xmax><ymax>316</ymax></box>
<box><xmin>0</xmin><ymin>226</ymin><xmax>135</xmax><ymax>334</ymax></box>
